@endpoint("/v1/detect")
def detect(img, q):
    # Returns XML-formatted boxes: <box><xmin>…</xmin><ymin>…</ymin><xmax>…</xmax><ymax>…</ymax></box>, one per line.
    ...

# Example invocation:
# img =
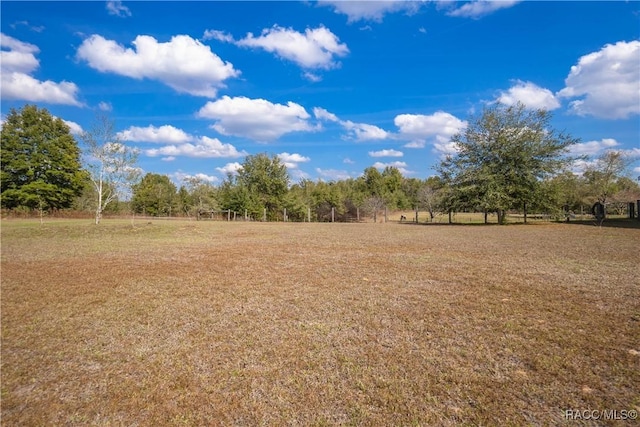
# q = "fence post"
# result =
<box><xmin>331</xmin><ymin>207</ymin><xmax>335</xmax><ymax>223</ymax></box>
<box><xmin>263</xmin><ymin>208</ymin><xmax>266</xmax><ymax>222</ymax></box>
<box><xmin>227</xmin><ymin>209</ymin><xmax>231</xmax><ymax>221</ymax></box>
<box><xmin>357</xmin><ymin>207</ymin><xmax>360</xmax><ymax>222</ymax></box>
<box><xmin>448</xmin><ymin>210</ymin><xmax>452</xmax><ymax>224</ymax></box>
<box><xmin>385</xmin><ymin>207</ymin><xmax>388</xmax><ymax>223</ymax></box>
<box><xmin>415</xmin><ymin>209</ymin><xmax>418</xmax><ymax>224</ymax></box>
<box><xmin>308</xmin><ymin>207</ymin><xmax>311</xmax><ymax>223</ymax></box>
<box><xmin>284</xmin><ymin>208</ymin><xmax>287</xmax><ymax>222</ymax></box>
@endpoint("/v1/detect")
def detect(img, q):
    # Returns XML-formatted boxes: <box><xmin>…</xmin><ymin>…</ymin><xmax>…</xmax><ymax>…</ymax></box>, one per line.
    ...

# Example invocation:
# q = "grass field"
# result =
<box><xmin>1</xmin><ymin>219</ymin><xmax>639</xmax><ymax>426</ymax></box>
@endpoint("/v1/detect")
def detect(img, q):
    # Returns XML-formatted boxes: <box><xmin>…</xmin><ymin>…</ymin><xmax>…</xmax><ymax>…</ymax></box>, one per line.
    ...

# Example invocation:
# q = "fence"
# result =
<box><xmin>4</xmin><ymin>200</ymin><xmax>640</xmax><ymax>224</ymax></box>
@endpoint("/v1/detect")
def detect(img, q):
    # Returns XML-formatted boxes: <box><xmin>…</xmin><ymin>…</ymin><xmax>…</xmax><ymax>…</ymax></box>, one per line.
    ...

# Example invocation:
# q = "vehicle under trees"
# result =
<box><xmin>1</xmin><ymin>105</ymin><xmax>86</xmax><ymax>213</ymax></box>
<box><xmin>437</xmin><ymin>103</ymin><xmax>579</xmax><ymax>224</ymax></box>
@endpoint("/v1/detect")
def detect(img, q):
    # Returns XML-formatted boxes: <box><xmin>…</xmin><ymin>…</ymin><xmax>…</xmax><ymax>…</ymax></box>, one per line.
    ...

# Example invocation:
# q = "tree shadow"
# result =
<box><xmin>397</xmin><ymin>219</ymin><xmax>640</xmax><ymax>229</ymax></box>
<box><xmin>562</xmin><ymin>218</ymin><xmax>640</xmax><ymax>229</ymax></box>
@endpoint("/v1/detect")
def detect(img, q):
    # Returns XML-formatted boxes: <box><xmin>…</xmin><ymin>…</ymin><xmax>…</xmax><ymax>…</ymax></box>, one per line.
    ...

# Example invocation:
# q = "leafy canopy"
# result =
<box><xmin>437</xmin><ymin>103</ymin><xmax>579</xmax><ymax>223</ymax></box>
<box><xmin>1</xmin><ymin>105</ymin><xmax>86</xmax><ymax>210</ymax></box>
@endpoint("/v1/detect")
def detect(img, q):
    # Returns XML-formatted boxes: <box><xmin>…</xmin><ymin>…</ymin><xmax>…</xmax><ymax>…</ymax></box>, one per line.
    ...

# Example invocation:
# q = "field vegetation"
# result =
<box><xmin>2</xmin><ymin>219</ymin><xmax>639</xmax><ymax>425</ymax></box>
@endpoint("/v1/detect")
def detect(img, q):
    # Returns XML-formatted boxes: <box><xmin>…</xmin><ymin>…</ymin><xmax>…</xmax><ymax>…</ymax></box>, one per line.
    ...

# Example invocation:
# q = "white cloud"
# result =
<box><xmin>558</xmin><ymin>40</ymin><xmax>640</xmax><ymax>119</ymax></box>
<box><xmin>235</xmin><ymin>25</ymin><xmax>349</xmax><ymax>70</ymax></box>
<box><xmin>342</xmin><ymin>120</ymin><xmax>388</xmax><ymax>142</ymax></box>
<box><xmin>278</xmin><ymin>152</ymin><xmax>311</xmax><ymax>169</ymax></box>
<box><xmin>77</xmin><ymin>34</ymin><xmax>239</xmax><ymax>97</ymax></box>
<box><xmin>433</xmin><ymin>141</ymin><xmax>460</xmax><ymax>156</ymax></box>
<box><xmin>289</xmin><ymin>168</ymin><xmax>311</xmax><ymax>182</ymax></box>
<box><xmin>209</xmin><ymin>25</ymin><xmax>348</xmax><ymax>74</ymax></box>
<box><xmin>369</xmin><ymin>149</ymin><xmax>403</xmax><ymax>158</ymax></box>
<box><xmin>318</xmin><ymin>0</ymin><xmax>421</xmax><ymax>22</ymax></box>
<box><xmin>314</xmin><ymin>107</ymin><xmax>389</xmax><ymax>142</ymax></box>
<box><xmin>313</xmin><ymin>107</ymin><xmax>340</xmax><ymax>122</ymax></box>
<box><xmin>173</xmin><ymin>171</ymin><xmax>219</xmax><ymax>184</ymax></box>
<box><xmin>569</xmin><ymin>138</ymin><xmax>620</xmax><ymax>156</ymax></box>
<box><xmin>62</xmin><ymin>119</ymin><xmax>83</xmax><ymax>135</ymax></box>
<box><xmin>98</xmin><ymin>101</ymin><xmax>112</xmax><ymax>111</ymax></box>
<box><xmin>303</xmin><ymin>71</ymin><xmax>323</xmax><ymax>82</ymax></box>
<box><xmin>315</xmin><ymin>168</ymin><xmax>354</xmax><ymax>181</ymax></box>
<box><xmin>145</xmin><ymin>136</ymin><xmax>245</xmax><ymax>159</ymax></box>
<box><xmin>372</xmin><ymin>161</ymin><xmax>412</xmax><ymax>175</ymax></box>
<box><xmin>10</xmin><ymin>21</ymin><xmax>45</xmax><ymax>33</ymax></box>
<box><xmin>197</xmin><ymin>96</ymin><xmax>314</xmax><ymax>141</ymax></box>
<box><xmin>447</xmin><ymin>1</ymin><xmax>521</xmax><ymax>18</ymax></box>
<box><xmin>404</xmin><ymin>141</ymin><xmax>426</xmax><ymax>148</ymax></box>
<box><xmin>216</xmin><ymin>162</ymin><xmax>243</xmax><ymax>176</ymax></box>
<box><xmin>118</xmin><ymin>124</ymin><xmax>193</xmax><ymax>144</ymax></box>
<box><xmin>106</xmin><ymin>1</ymin><xmax>131</xmax><ymax>17</ymax></box>
<box><xmin>497</xmin><ymin>80</ymin><xmax>560</xmax><ymax>110</ymax></box>
<box><xmin>0</xmin><ymin>33</ymin><xmax>82</xmax><ymax>106</ymax></box>
<box><xmin>633</xmin><ymin>166</ymin><xmax>640</xmax><ymax>174</ymax></box>
<box><xmin>343</xmin><ymin>157</ymin><xmax>355</xmax><ymax>164</ymax></box>
<box><xmin>394</xmin><ymin>111</ymin><xmax>467</xmax><ymax>147</ymax></box>
<box><xmin>202</xmin><ymin>29</ymin><xmax>233</xmax><ymax>43</ymax></box>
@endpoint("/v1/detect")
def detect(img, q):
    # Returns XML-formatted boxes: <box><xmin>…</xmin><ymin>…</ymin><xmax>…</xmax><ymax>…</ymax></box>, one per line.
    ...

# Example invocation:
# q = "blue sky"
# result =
<box><xmin>1</xmin><ymin>1</ymin><xmax>639</xmax><ymax>185</ymax></box>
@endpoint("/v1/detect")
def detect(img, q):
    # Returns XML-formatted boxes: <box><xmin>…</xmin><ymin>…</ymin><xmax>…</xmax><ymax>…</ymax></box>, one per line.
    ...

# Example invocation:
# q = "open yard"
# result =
<box><xmin>1</xmin><ymin>219</ymin><xmax>639</xmax><ymax>426</ymax></box>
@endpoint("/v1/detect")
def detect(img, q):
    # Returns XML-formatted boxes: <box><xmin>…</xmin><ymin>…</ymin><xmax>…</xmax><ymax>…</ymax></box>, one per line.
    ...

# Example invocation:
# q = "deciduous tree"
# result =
<box><xmin>437</xmin><ymin>103</ymin><xmax>578</xmax><ymax>224</ymax></box>
<box><xmin>1</xmin><ymin>105</ymin><xmax>85</xmax><ymax>211</ymax></box>
<box><xmin>79</xmin><ymin>114</ymin><xmax>140</xmax><ymax>224</ymax></box>
<box><xmin>131</xmin><ymin>173</ymin><xmax>177</xmax><ymax>216</ymax></box>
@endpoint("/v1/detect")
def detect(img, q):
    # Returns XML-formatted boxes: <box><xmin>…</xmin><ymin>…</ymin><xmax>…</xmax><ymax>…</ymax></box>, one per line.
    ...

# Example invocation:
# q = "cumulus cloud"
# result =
<box><xmin>118</xmin><ymin>124</ymin><xmax>193</xmax><ymax>144</ymax></box>
<box><xmin>447</xmin><ymin>0</ymin><xmax>521</xmax><ymax>18</ymax></box>
<box><xmin>216</xmin><ymin>162</ymin><xmax>243</xmax><ymax>176</ymax></box>
<box><xmin>314</xmin><ymin>107</ymin><xmax>389</xmax><ymax>142</ymax></box>
<box><xmin>106</xmin><ymin>1</ymin><xmax>131</xmax><ymax>17</ymax></box>
<box><xmin>569</xmin><ymin>138</ymin><xmax>620</xmax><ymax>156</ymax></box>
<box><xmin>313</xmin><ymin>107</ymin><xmax>340</xmax><ymax>122</ymax></box>
<box><xmin>77</xmin><ymin>34</ymin><xmax>239</xmax><ymax>97</ymax></box>
<box><xmin>197</xmin><ymin>96</ymin><xmax>315</xmax><ymax>141</ymax></box>
<box><xmin>372</xmin><ymin>161</ymin><xmax>412</xmax><ymax>175</ymax></box>
<box><xmin>145</xmin><ymin>136</ymin><xmax>245</xmax><ymax>159</ymax></box>
<box><xmin>433</xmin><ymin>141</ymin><xmax>460</xmax><ymax>156</ymax></box>
<box><xmin>173</xmin><ymin>171</ymin><xmax>219</xmax><ymax>184</ymax></box>
<box><xmin>278</xmin><ymin>152</ymin><xmax>311</xmax><ymax>169</ymax></box>
<box><xmin>209</xmin><ymin>25</ymin><xmax>349</xmax><ymax>73</ymax></box>
<box><xmin>342</xmin><ymin>120</ymin><xmax>388</xmax><ymax>141</ymax></box>
<box><xmin>497</xmin><ymin>80</ymin><xmax>560</xmax><ymax>110</ymax></box>
<box><xmin>318</xmin><ymin>0</ymin><xmax>422</xmax><ymax>22</ymax></box>
<box><xmin>558</xmin><ymin>40</ymin><xmax>640</xmax><ymax>119</ymax></box>
<box><xmin>98</xmin><ymin>101</ymin><xmax>112</xmax><ymax>111</ymax></box>
<box><xmin>202</xmin><ymin>29</ymin><xmax>234</xmax><ymax>43</ymax></box>
<box><xmin>118</xmin><ymin>123</ymin><xmax>245</xmax><ymax>158</ymax></box>
<box><xmin>369</xmin><ymin>149</ymin><xmax>403</xmax><ymax>158</ymax></box>
<box><xmin>62</xmin><ymin>119</ymin><xmax>83</xmax><ymax>135</ymax></box>
<box><xmin>0</xmin><ymin>33</ymin><xmax>82</xmax><ymax>106</ymax></box>
<box><xmin>316</xmin><ymin>168</ymin><xmax>354</xmax><ymax>181</ymax></box>
<box><xmin>394</xmin><ymin>111</ymin><xmax>467</xmax><ymax>147</ymax></box>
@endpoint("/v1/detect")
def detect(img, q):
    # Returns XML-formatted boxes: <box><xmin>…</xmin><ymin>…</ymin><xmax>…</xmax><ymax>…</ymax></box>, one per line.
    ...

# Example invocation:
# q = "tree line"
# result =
<box><xmin>2</xmin><ymin>104</ymin><xmax>638</xmax><ymax>224</ymax></box>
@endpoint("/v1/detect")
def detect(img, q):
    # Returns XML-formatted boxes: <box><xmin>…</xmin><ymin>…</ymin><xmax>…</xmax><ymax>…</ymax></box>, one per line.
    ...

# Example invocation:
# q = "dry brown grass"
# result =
<box><xmin>2</xmin><ymin>219</ymin><xmax>639</xmax><ymax>426</ymax></box>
